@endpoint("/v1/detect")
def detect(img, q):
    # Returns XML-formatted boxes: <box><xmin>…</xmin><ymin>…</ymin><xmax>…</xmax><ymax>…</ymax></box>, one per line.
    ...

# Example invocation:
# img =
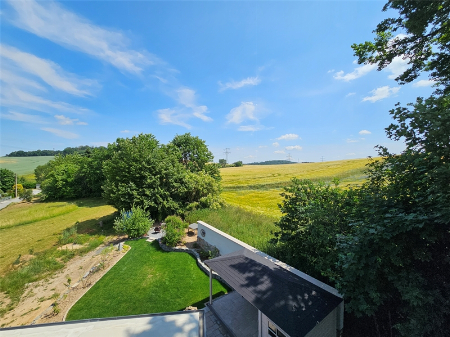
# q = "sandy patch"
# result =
<box><xmin>57</xmin><ymin>244</ymin><xmax>85</xmax><ymax>251</ymax></box>
<box><xmin>0</xmin><ymin>243</ymin><xmax>129</xmax><ymax>328</ymax></box>
<box><xmin>181</xmin><ymin>229</ymin><xmax>198</xmax><ymax>249</ymax></box>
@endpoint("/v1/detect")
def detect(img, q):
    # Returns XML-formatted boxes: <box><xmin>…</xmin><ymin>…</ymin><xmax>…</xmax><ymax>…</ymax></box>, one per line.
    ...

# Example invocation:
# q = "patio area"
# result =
<box><xmin>209</xmin><ymin>291</ymin><xmax>258</xmax><ymax>337</ymax></box>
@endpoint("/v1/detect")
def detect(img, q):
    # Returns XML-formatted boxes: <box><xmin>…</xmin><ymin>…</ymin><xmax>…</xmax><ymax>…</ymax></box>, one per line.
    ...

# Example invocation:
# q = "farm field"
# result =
<box><xmin>0</xmin><ymin>198</ymin><xmax>117</xmax><ymax>274</ymax></box>
<box><xmin>220</xmin><ymin>158</ymin><xmax>374</xmax><ymax>218</ymax></box>
<box><xmin>0</xmin><ymin>156</ymin><xmax>54</xmax><ymax>176</ymax></box>
<box><xmin>66</xmin><ymin>239</ymin><xmax>228</xmax><ymax>320</ymax></box>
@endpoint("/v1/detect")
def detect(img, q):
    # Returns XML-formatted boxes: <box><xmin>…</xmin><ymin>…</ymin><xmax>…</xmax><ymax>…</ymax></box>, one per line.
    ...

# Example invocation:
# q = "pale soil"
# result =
<box><xmin>0</xmin><ymin>241</ymin><xmax>129</xmax><ymax>328</ymax></box>
<box><xmin>181</xmin><ymin>229</ymin><xmax>198</xmax><ymax>249</ymax></box>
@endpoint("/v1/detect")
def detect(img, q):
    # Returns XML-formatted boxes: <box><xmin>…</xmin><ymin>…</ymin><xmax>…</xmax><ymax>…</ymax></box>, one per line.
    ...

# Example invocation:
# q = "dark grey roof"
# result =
<box><xmin>205</xmin><ymin>249</ymin><xmax>342</xmax><ymax>337</ymax></box>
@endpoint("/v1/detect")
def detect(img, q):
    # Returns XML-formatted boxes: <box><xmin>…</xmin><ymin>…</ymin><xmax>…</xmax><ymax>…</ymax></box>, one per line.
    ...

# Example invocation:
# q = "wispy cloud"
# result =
<box><xmin>0</xmin><ymin>69</ymin><xmax>46</xmax><ymax>91</ymax></box>
<box><xmin>1</xmin><ymin>111</ymin><xmax>47</xmax><ymax>124</ymax></box>
<box><xmin>244</xmin><ymin>155</ymin><xmax>256</xmax><ymax>159</ymax></box>
<box><xmin>285</xmin><ymin>145</ymin><xmax>302</xmax><ymax>151</ymax></box>
<box><xmin>258</xmin><ymin>145</ymin><xmax>268</xmax><ymax>148</ymax></box>
<box><xmin>333</xmin><ymin>63</ymin><xmax>376</xmax><ymax>81</ymax></box>
<box><xmin>385</xmin><ymin>56</ymin><xmax>409</xmax><ymax>80</ymax></box>
<box><xmin>176</xmin><ymin>88</ymin><xmax>212</xmax><ymax>122</ymax></box>
<box><xmin>1</xmin><ymin>87</ymin><xmax>90</xmax><ymax>114</ymax></box>
<box><xmin>272</xmin><ymin>142</ymin><xmax>279</xmax><ymax>147</ymax></box>
<box><xmin>226</xmin><ymin>102</ymin><xmax>259</xmax><ymax>125</ymax></box>
<box><xmin>6</xmin><ymin>0</ymin><xmax>157</xmax><ymax>74</ymax></box>
<box><xmin>54</xmin><ymin>114</ymin><xmax>87</xmax><ymax>125</ymax></box>
<box><xmin>91</xmin><ymin>141</ymin><xmax>109</xmax><ymax>147</ymax></box>
<box><xmin>120</xmin><ymin>130</ymin><xmax>130</xmax><ymax>133</ymax></box>
<box><xmin>277</xmin><ymin>133</ymin><xmax>299</xmax><ymax>141</ymax></box>
<box><xmin>238</xmin><ymin>125</ymin><xmax>264</xmax><ymax>132</ymax></box>
<box><xmin>219</xmin><ymin>76</ymin><xmax>261</xmax><ymax>91</ymax></box>
<box><xmin>346</xmin><ymin>139</ymin><xmax>359</xmax><ymax>143</ymax></box>
<box><xmin>41</xmin><ymin>127</ymin><xmax>79</xmax><ymax>139</ymax></box>
<box><xmin>413</xmin><ymin>79</ymin><xmax>435</xmax><ymax>87</ymax></box>
<box><xmin>1</xmin><ymin>44</ymin><xmax>97</xmax><ymax>96</ymax></box>
<box><xmin>274</xmin><ymin>150</ymin><xmax>285</xmax><ymax>154</ymax></box>
<box><xmin>346</xmin><ymin>92</ymin><xmax>356</xmax><ymax>97</ymax></box>
<box><xmin>359</xmin><ymin>130</ymin><xmax>371</xmax><ymax>135</ymax></box>
<box><xmin>362</xmin><ymin>86</ymin><xmax>400</xmax><ymax>103</ymax></box>
<box><xmin>157</xmin><ymin>108</ymin><xmax>192</xmax><ymax>129</ymax></box>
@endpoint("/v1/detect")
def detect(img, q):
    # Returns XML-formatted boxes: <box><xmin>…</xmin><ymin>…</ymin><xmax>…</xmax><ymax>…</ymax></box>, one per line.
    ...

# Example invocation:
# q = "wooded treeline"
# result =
<box><xmin>5</xmin><ymin>146</ymin><xmax>95</xmax><ymax>157</ymax></box>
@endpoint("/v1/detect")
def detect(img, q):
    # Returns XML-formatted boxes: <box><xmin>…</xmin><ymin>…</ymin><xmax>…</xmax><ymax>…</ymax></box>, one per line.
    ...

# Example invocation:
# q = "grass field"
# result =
<box><xmin>219</xmin><ymin>158</ymin><xmax>373</xmax><ymax>217</ymax></box>
<box><xmin>0</xmin><ymin>156</ymin><xmax>54</xmax><ymax>175</ymax></box>
<box><xmin>0</xmin><ymin>199</ymin><xmax>116</xmax><ymax>274</ymax></box>
<box><xmin>66</xmin><ymin>239</ymin><xmax>228</xmax><ymax>320</ymax></box>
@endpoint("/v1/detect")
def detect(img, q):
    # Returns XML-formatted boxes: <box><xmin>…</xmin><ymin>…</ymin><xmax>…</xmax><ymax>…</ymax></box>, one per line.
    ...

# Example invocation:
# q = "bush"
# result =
<box><xmin>163</xmin><ymin>215</ymin><xmax>186</xmax><ymax>247</ymax></box>
<box><xmin>19</xmin><ymin>189</ymin><xmax>33</xmax><ymax>202</ymax></box>
<box><xmin>113</xmin><ymin>206</ymin><xmax>153</xmax><ymax>238</ymax></box>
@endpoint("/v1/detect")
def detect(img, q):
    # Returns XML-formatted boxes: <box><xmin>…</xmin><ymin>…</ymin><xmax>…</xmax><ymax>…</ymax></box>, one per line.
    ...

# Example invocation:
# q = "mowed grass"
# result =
<box><xmin>220</xmin><ymin>158</ymin><xmax>373</xmax><ymax>189</ymax></box>
<box><xmin>0</xmin><ymin>156</ymin><xmax>54</xmax><ymax>175</ymax></box>
<box><xmin>66</xmin><ymin>240</ymin><xmax>228</xmax><ymax>320</ymax></box>
<box><xmin>0</xmin><ymin>199</ymin><xmax>116</xmax><ymax>274</ymax></box>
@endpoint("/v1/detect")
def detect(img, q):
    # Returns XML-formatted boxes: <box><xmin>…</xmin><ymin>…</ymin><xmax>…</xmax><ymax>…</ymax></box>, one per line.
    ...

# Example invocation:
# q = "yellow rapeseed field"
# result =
<box><xmin>220</xmin><ymin>158</ymin><xmax>375</xmax><ymax>218</ymax></box>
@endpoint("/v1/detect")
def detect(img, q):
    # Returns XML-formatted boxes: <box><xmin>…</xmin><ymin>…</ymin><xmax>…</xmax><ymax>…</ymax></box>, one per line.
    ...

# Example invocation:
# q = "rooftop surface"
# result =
<box><xmin>205</xmin><ymin>249</ymin><xmax>343</xmax><ymax>337</ymax></box>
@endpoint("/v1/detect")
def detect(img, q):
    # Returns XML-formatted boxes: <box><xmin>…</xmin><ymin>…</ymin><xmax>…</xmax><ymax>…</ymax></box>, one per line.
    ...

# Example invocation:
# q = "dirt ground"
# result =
<box><xmin>0</xmin><ymin>242</ymin><xmax>129</xmax><ymax>328</ymax></box>
<box><xmin>0</xmin><ymin>229</ymin><xmax>199</xmax><ymax>328</ymax></box>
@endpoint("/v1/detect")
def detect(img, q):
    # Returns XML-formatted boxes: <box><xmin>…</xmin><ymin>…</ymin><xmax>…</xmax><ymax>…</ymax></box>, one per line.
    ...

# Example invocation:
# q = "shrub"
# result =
<box><xmin>163</xmin><ymin>215</ymin><xmax>186</xmax><ymax>247</ymax></box>
<box><xmin>19</xmin><ymin>189</ymin><xmax>33</xmax><ymax>202</ymax></box>
<box><xmin>113</xmin><ymin>206</ymin><xmax>153</xmax><ymax>238</ymax></box>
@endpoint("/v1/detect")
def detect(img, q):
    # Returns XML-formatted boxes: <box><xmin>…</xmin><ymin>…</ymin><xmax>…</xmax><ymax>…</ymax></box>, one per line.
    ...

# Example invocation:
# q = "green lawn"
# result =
<box><xmin>66</xmin><ymin>239</ymin><xmax>228</xmax><ymax>320</ymax></box>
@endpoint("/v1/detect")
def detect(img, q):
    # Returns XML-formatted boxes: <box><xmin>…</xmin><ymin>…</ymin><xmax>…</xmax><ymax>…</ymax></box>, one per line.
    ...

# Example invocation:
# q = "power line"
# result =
<box><xmin>287</xmin><ymin>153</ymin><xmax>292</xmax><ymax>161</ymax></box>
<box><xmin>224</xmin><ymin>148</ymin><xmax>231</xmax><ymax>164</ymax></box>
<box><xmin>321</xmin><ymin>156</ymin><xmax>324</xmax><ymax>162</ymax></box>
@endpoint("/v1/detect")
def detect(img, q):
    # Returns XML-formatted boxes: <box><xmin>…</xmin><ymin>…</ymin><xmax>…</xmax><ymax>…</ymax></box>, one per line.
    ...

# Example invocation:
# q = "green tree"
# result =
<box><xmin>352</xmin><ymin>0</ymin><xmax>450</xmax><ymax>92</ymax></box>
<box><xmin>233</xmin><ymin>161</ymin><xmax>243</xmax><ymax>167</ymax></box>
<box><xmin>102</xmin><ymin>134</ymin><xmax>187</xmax><ymax>220</ymax></box>
<box><xmin>218</xmin><ymin>159</ymin><xmax>227</xmax><ymax>168</ymax></box>
<box><xmin>0</xmin><ymin>168</ymin><xmax>15</xmax><ymax>192</ymax></box>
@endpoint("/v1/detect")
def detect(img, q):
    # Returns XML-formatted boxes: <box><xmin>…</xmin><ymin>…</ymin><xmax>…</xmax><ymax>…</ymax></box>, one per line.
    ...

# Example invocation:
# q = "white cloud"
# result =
<box><xmin>1</xmin><ymin>111</ymin><xmax>47</xmax><ymax>124</ymax></box>
<box><xmin>226</xmin><ymin>102</ymin><xmax>258</xmax><ymax>124</ymax></box>
<box><xmin>91</xmin><ymin>141</ymin><xmax>109</xmax><ymax>147</ymax></box>
<box><xmin>277</xmin><ymin>133</ymin><xmax>299</xmax><ymax>141</ymax></box>
<box><xmin>285</xmin><ymin>145</ymin><xmax>302</xmax><ymax>151</ymax></box>
<box><xmin>363</xmin><ymin>86</ymin><xmax>400</xmax><ymax>103</ymax></box>
<box><xmin>359</xmin><ymin>130</ymin><xmax>371</xmax><ymax>135</ymax></box>
<box><xmin>1</xmin><ymin>87</ymin><xmax>90</xmax><ymax>114</ymax></box>
<box><xmin>244</xmin><ymin>155</ymin><xmax>256</xmax><ymax>159</ymax></box>
<box><xmin>1</xmin><ymin>44</ymin><xmax>97</xmax><ymax>96</ymax></box>
<box><xmin>177</xmin><ymin>88</ymin><xmax>212</xmax><ymax>122</ymax></box>
<box><xmin>7</xmin><ymin>0</ymin><xmax>157</xmax><ymax>74</ymax></box>
<box><xmin>385</xmin><ymin>56</ymin><xmax>409</xmax><ymax>80</ymax></box>
<box><xmin>54</xmin><ymin>114</ymin><xmax>87</xmax><ymax>125</ymax></box>
<box><xmin>327</xmin><ymin>69</ymin><xmax>335</xmax><ymax>73</ymax></box>
<box><xmin>157</xmin><ymin>108</ymin><xmax>192</xmax><ymax>129</ymax></box>
<box><xmin>0</xmin><ymin>69</ymin><xmax>46</xmax><ymax>91</ymax></box>
<box><xmin>258</xmin><ymin>145</ymin><xmax>268</xmax><ymax>148</ymax></box>
<box><xmin>41</xmin><ymin>127</ymin><xmax>78</xmax><ymax>139</ymax></box>
<box><xmin>346</xmin><ymin>92</ymin><xmax>356</xmax><ymax>97</ymax></box>
<box><xmin>347</xmin><ymin>139</ymin><xmax>359</xmax><ymax>143</ymax></box>
<box><xmin>219</xmin><ymin>77</ymin><xmax>261</xmax><ymax>91</ymax></box>
<box><xmin>274</xmin><ymin>150</ymin><xmax>285</xmax><ymax>154</ymax></box>
<box><xmin>120</xmin><ymin>130</ymin><xmax>130</xmax><ymax>133</ymax></box>
<box><xmin>334</xmin><ymin>63</ymin><xmax>377</xmax><ymax>81</ymax></box>
<box><xmin>413</xmin><ymin>79</ymin><xmax>435</xmax><ymax>87</ymax></box>
<box><xmin>238</xmin><ymin>125</ymin><xmax>264</xmax><ymax>132</ymax></box>
<box><xmin>272</xmin><ymin>142</ymin><xmax>279</xmax><ymax>147</ymax></box>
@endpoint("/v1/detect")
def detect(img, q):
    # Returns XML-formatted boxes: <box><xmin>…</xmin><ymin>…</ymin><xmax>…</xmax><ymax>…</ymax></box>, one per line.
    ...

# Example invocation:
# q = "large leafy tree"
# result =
<box><xmin>0</xmin><ymin>168</ymin><xmax>15</xmax><ymax>192</ymax></box>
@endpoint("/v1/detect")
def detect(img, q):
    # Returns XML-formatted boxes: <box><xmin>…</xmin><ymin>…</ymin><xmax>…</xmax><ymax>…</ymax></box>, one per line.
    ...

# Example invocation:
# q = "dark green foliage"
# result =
<box><xmin>36</xmin><ymin>147</ymin><xmax>110</xmax><ymax>200</ymax></box>
<box><xmin>218</xmin><ymin>159</ymin><xmax>227</xmax><ymax>167</ymax></box>
<box><xmin>163</xmin><ymin>215</ymin><xmax>187</xmax><ymax>247</ymax></box>
<box><xmin>19</xmin><ymin>189</ymin><xmax>33</xmax><ymax>202</ymax></box>
<box><xmin>113</xmin><ymin>206</ymin><xmax>153</xmax><ymax>238</ymax></box>
<box><xmin>6</xmin><ymin>146</ymin><xmax>95</xmax><ymax>157</ymax></box>
<box><xmin>232</xmin><ymin>161</ymin><xmax>243</xmax><ymax>167</ymax></box>
<box><xmin>274</xmin><ymin>179</ymin><xmax>358</xmax><ymax>282</ymax></box>
<box><xmin>103</xmin><ymin>134</ymin><xmax>221</xmax><ymax>220</ymax></box>
<box><xmin>0</xmin><ymin>168</ymin><xmax>15</xmax><ymax>192</ymax></box>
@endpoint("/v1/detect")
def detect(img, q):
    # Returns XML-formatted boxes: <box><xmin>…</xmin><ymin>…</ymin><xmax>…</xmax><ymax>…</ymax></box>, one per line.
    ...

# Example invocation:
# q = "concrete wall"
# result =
<box><xmin>196</xmin><ymin>220</ymin><xmax>344</xmax><ymax>334</ymax></box>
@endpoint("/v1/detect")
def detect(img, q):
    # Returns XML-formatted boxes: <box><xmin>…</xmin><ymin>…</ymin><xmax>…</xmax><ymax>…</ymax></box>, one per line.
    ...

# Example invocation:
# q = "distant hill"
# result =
<box><xmin>5</xmin><ymin>146</ymin><xmax>98</xmax><ymax>157</ymax></box>
<box><xmin>246</xmin><ymin>160</ymin><xmax>313</xmax><ymax>165</ymax></box>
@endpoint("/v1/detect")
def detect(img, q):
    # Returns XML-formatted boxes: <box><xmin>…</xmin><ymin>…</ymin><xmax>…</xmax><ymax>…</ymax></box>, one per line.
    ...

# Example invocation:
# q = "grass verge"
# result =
<box><xmin>66</xmin><ymin>239</ymin><xmax>228</xmax><ymax>320</ymax></box>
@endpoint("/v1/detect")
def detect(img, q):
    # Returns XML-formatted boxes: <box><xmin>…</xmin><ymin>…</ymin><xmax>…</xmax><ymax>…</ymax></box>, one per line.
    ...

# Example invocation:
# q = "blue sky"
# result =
<box><xmin>0</xmin><ymin>0</ymin><xmax>435</xmax><ymax>162</ymax></box>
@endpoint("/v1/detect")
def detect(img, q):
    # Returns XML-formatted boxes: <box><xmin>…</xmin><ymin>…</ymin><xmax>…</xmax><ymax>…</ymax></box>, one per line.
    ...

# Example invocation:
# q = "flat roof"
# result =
<box><xmin>205</xmin><ymin>249</ymin><xmax>342</xmax><ymax>337</ymax></box>
<box><xmin>0</xmin><ymin>311</ymin><xmax>204</xmax><ymax>337</ymax></box>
